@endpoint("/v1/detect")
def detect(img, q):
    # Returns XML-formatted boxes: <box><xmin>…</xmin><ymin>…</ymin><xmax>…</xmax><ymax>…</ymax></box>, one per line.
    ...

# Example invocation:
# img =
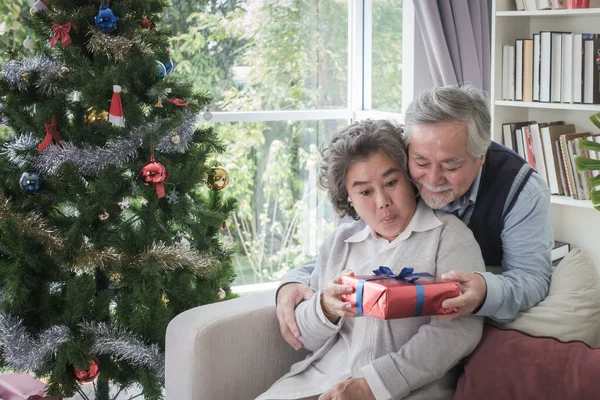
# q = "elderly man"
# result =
<box><xmin>276</xmin><ymin>85</ymin><xmax>553</xmax><ymax>359</ymax></box>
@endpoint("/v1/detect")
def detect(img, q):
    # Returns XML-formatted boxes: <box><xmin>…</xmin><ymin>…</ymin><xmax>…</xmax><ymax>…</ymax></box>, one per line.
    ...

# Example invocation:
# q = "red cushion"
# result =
<box><xmin>454</xmin><ymin>324</ymin><xmax>600</xmax><ymax>400</ymax></box>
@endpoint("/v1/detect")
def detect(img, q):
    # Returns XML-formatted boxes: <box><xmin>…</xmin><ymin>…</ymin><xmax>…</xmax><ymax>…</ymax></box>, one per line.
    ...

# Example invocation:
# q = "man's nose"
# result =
<box><xmin>426</xmin><ymin>168</ymin><xmax>445</xmax><ymax>186</ymax></box>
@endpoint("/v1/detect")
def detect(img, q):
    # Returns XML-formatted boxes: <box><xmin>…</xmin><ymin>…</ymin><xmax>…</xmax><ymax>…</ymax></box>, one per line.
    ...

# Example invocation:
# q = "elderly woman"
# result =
<box><xmin>257</xmin><ymin>120</ymin><xmax>484</xmax><ymax>400</ymax></box>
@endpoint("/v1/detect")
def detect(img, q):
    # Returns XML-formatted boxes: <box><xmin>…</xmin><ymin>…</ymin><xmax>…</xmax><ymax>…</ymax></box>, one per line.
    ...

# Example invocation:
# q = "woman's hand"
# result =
<box><xmin>320</xmin><ymin>270</ymin><xmax>357</xmax><ymax>323</ymax></box>
<box><xmin>318</xmin><ymin>377</ymin><xmax>376</xmax><ymax>400</ymax></box>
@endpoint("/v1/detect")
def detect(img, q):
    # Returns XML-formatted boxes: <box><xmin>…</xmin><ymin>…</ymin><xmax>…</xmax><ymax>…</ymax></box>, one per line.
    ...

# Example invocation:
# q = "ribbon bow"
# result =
<box><xmin>372</xmin><ymin>266</ymin><xmax>432</xmax><ymax>283</ymax></box>
<box><xmin>38</xmin><ymin>116</ymin><xmax>62</xmax><ymax>152</ymax></box>
<box><xmin>167</xmin><ymin>98</ymin><xmax>189</xmax><ymax>107</ymax></box>
<box><xmin>50</xmin><ymin>22</ymin><xmax>72</xmax><ymax>48</ymax></box>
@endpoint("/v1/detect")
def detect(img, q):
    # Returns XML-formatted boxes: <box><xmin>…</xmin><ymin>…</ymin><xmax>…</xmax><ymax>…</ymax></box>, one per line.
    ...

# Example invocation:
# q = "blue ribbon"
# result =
<box><xmin>355</xmin><ymin>266</ymin><xmax>433</xmax><ymax>317</ymax></box>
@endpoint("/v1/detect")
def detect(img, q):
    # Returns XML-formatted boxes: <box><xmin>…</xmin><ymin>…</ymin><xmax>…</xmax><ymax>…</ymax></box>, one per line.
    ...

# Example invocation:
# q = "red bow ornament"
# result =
<box><xmin>50</xmin><ymin>22</ymin><xmax>72</xmax><ymax>48</ymax></box>
<box><xmin>167</xmin><ymin>98</ymin><xmax>189</xmax><ymax>107</ymax></box>
<box><xmin>38</xmin><ymin>116</ymin><xmax>62</xmax><ymax>152</ymax></box>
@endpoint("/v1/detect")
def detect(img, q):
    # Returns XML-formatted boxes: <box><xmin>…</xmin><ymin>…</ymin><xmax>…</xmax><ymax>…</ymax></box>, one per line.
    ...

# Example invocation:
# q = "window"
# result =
<box><xmin>165</xmin><ymin>0</ymin><xmax>414</xmax><ymax>290</ymax></box>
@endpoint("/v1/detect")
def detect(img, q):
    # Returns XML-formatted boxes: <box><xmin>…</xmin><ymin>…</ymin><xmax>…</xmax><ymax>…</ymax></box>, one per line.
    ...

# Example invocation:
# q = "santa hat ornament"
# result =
<box><xmin>30</xmin><ymin>0</ymin><xmax>51</xmax><ymax>14</ymax></box>
<box><xmin>109</xmin><ymin>85</ymin><xmax>124</xmax><ymax>126</ymax></box>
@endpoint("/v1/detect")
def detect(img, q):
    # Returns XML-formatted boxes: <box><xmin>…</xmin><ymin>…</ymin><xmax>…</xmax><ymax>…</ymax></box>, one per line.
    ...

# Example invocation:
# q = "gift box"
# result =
<box><xmin>0</xmin><ymin>373</ymin><xmax>62</xmax><ymax>400</ymax></box>
<box><xmin>340</xmin><ymin>267</ymin><xmax>460</xmax><ymax>320</ymax></box>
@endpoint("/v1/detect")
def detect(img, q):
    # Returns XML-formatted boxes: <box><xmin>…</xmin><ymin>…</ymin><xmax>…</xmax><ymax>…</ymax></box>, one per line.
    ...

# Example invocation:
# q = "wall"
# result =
<box><xmin>551</xmin><ymin>205</ymin><xmax>600</xmax><ymax>275</ymax></box>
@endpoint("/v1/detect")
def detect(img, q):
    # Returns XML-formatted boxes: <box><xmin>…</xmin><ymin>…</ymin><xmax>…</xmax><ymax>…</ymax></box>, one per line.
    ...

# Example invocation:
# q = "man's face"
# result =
<box><xmin>407</xmin><ymin>121</ymin><xmax>485</xmax><ymax>209</ymax></box>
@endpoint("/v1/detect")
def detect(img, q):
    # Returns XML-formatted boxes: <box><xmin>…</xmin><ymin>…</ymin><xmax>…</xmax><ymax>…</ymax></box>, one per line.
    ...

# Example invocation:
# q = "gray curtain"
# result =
<box><xmin>413</xmin><ymin>0</ymin><xmax>492</xmax><ymax>93</ymax></box>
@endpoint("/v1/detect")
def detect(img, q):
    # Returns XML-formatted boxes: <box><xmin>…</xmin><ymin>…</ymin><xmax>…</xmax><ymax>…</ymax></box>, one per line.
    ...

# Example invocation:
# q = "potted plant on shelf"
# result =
<box><xmin>574</xmin><ymin>112</ymin><xmax>600</xmax><ymax>211</ymax></box>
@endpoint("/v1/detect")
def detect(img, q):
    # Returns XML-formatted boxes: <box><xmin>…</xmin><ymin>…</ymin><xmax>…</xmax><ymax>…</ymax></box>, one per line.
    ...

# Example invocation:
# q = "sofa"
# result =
<box><xmin>165</xmin><ymin>249</ymin><xmax>600</xmax><ymax>400</ymax></box>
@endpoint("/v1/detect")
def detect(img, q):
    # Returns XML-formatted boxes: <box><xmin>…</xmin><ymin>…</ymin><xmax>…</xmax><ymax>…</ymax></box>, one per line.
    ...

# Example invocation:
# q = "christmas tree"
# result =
<box><xmin>0</xmin><ymin>1</ymin><xmax>236</xmax><ymax>399</ymax></box>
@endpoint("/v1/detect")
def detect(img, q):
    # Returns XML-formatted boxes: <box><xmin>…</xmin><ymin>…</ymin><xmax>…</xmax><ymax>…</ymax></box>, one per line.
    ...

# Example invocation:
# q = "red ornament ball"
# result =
<box><xmin>74</xmin><ymin>359</ymin><xmax>100</xmax><ymax>384</ymax></box>
<box><xmin>140</xmin><ymin>17</ymin><xmax>152</xmax><ymax>29</ymax></box>
<box><xmin>140</xmin><ymin>157</ymin><xmax>168</xmax><ymax>185</ymax></box>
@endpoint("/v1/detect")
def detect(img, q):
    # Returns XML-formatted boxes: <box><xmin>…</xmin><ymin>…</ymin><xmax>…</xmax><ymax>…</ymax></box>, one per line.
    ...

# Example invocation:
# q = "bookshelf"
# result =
<box><xmin>491</xmin><ymin>0</ymin><xmax>600</xmax><ymax>263</ymax></box>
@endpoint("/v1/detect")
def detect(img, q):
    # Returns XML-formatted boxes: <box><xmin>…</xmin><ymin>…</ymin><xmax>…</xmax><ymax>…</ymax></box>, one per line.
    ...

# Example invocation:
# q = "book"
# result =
<box><xmin>537</xmin><ymin>0</ymin><xmax>552</xmax><ymax>9</ymax></box>
<box><xmin>582</xmin><ymin>34</ymin><xmax>599</xmax><ymax>104</ymax></box>
<box><xmin>572</xmin><ymin>33</ymin><xmax>583</xmax><ymax>103</ymax></box>
<box><xmin>523</xmin><ymin>125</ymin><xmax>536</xmax><ymax>168</ymax></box>
<box><xmin>524</xmin><ymin>0</ymin><xmax>538</xmax><ymax>9</ymax></box>
<box><xmin>529</xmin><ymin>123</ymin><xmax>548</xmax><ymax>184</ymax></box>
<box><xmin>556</xmin><ymin>140</ymin><xmax>570</xmax><ymax>197</ymax></box>
<box><xmin>503</xmin><ymin>45</ymin><xmax>510</xmax><ymax>100</ymax></box>
<box><xmin>561</xmin><ymin>33</ymin><xmax>573</xmax><ymax>104</ymax></box>
<box><xmin>540</xmin><ymin>32</ymin><xmax>552</xmax><ymax>102</ymax></box>
<box><xmin>551</xmin><ymin>32</ymin><xmax>563</xmax><ymax>103</ymax></box>
<box><xmin>552</xmin><ymin>240</ymin><xmax>570</xmax><ymax>262</ymax></box>
<box><xmin>503</xmin><ymin>123</ymin><xmax>515</xmax><ymax>150</ymax></box>
<box><xmin>540</xmin><ymin>122</ymin><xmax>575</xmax><ymax>195</ymax></box>
<box><xmin>515</xmin><ymin>39</ymin><xmax>524</xmax><ymax>101</ymax></box>
<box><xmin>523</xmin><ymin>39</ymin><xmax>534</xmax><ymax>102</ymax></box>
<box><xmin>533</xmin><ymin>34</ymin><xmax>541</xmax><ymax>101</ymax></box>
<box><xmin>552</xmin><ymin>257</ymin><xmax>563</xmax><ymax>268</ymax></box>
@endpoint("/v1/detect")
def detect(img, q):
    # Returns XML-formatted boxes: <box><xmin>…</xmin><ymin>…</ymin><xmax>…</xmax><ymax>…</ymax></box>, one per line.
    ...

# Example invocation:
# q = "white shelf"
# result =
<box><xmin>551</xmin><ymin>195</ymin><xmax>595</xmax><ymax>209</ymax></box>
<box><xmin>497</xmin><ymin>8</ymin><xmax>600</xmax><ymax>17</ymax></box>
<box><xmin>495</xmin><ymin>100</ymin><xmax>600</xmax><ymax>111</ymax></box>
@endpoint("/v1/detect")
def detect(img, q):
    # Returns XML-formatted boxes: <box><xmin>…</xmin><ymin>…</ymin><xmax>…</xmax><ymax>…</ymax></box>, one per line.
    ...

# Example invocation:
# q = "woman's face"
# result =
<box><xmin>345</xmin><ymin>151</ymin><xmax>417</xmax><ymax>242</ymax></box>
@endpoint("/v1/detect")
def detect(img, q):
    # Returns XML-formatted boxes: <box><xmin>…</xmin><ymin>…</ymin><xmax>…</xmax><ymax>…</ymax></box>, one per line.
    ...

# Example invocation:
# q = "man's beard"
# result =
<box><xmin>417</xmin><ymin>180</ymin><xmax>455</xmax><ymax>209</ymax></box>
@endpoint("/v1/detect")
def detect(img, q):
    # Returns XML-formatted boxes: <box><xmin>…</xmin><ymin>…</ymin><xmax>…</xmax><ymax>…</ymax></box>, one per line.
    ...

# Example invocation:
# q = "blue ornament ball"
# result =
<box><xmin>19</xmin><ymin>171</ymin><xmax>45</xmax><ymax>194</ymax></box>
<box><xmin>156</xmin><ymin>60</ymin><xmax>167</xmax><ymax>78</ymax></box>
<box><xmin>94</xmin><ymin>4</ymin><xmax>119</xmax><ymax>33</ymax></box>
<box><xmin>164</xmin><ymin>59</ymin><xmax>174</xmax><ymax>75</ymax></box>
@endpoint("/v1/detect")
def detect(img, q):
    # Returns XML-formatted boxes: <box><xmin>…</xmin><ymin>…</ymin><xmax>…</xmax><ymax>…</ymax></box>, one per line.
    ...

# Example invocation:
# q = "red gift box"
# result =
<box><xmin>340</xmin><ymin>267</ymin><xmax>460</xmax><ymax>320</ymax></box>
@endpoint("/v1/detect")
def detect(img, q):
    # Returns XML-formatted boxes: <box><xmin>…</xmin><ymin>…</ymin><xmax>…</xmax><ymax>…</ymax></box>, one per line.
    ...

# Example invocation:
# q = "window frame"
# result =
<box><xmin>205</xmin><ymin>1</ymin><xmax>422</xmax><ymax>294</ymax></box>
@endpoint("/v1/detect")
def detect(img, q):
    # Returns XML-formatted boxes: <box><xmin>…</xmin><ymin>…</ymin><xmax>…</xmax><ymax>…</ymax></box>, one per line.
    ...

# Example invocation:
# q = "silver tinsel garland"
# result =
<box><xmin>0</xmin><ymin>133</ymin><xmax>36</xmax><ymax>168</ymax></box>
<box><xmin>0</xmin><ymin>312</ymin><xmax>70</xmax><ymax>371</ymax></box>
<box><xmin>81</xmin><ymin>322</ymin><xmax>164</xmax><ymax>378</ymax></box>
<box><xmin>0</xmin><ymin>312</ymin><xmax>164</xmax><ymax>377</ymax></box>
<box><xmin>1</xmin><ymin>114</ymin><xmax>199</xmax><ymax>176</ymax></box>
<box><xmin>156</xmin><ymin>112</ymin><xmax>198</xmax><ymax>154</ymax></box>
<box><xmin>0</xmin><ymin>55</ymin><xmax>62</xmax><ymax>94</ymax></box>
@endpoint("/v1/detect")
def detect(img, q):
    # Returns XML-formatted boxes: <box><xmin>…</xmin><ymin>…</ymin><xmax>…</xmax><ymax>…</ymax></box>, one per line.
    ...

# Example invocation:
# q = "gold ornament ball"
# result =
<box><xmin>60</xmin><ymin>65</ymin><xmax>71</xmax><ymax>74</ymax></box>
<box><xmin>170</xmin><ymin>133</ymin><xmax>181</xmax><ymax>145</ymax></box>
<box><xmin>206</xmin><ymin>166</ymin><xmax>230</xmax><ymax>191</ymax></box>
<box><xmin>218</xmin><ymin>288</ymin><xmax>226</xmax><ymax>300</ymax></box>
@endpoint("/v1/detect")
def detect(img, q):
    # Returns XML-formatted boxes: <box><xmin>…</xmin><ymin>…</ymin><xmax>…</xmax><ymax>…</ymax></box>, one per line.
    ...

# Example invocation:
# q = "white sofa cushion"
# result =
<box><xmin>494</xmin><ymin>248</ymin><xmax>600</xmax><ymax>347</ymax></box>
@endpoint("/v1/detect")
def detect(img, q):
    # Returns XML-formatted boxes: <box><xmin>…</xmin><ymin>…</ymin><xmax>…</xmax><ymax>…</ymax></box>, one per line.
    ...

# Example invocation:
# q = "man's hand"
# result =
<box><xmin>438</xmin><ymin>271</ymin><xmax>487</xmax><ymax>320</ymax></box>
<box><xmin>276</xmin><ymin>283</ymin><xmax>315</xmax><ymax>350</ymax></box>
<box><xmin>318</xmin><ymin>377</ymin><xmax>375</xmax><ymax>400</ymax></box>
<box><xmin>320</xmin><ymin>270</ymin><xmax>357</xmax><ymax>323</ymax></box>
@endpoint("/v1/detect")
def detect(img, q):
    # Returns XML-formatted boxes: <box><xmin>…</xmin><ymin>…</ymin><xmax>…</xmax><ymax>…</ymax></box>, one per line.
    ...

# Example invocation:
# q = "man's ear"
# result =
<box><xmin>478</xmin><ymin>153</ymin><xmax>486</xmax><ymax>167</ymax></box>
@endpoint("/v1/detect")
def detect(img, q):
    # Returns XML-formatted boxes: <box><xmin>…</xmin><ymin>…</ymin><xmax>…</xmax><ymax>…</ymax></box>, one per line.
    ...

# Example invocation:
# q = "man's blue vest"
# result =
<box><xmin>462</xmin><ymin>141</ymin><xmax>534</xmax><ymax>267</ymax></box>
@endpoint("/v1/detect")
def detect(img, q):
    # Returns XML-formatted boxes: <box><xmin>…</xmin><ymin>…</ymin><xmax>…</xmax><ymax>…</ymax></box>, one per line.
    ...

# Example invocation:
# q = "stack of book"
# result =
<box><xmin>552</xmin><ymin>240</ymin><xmax>570</xmax><ymax>267</ymax></box>
<box><xmin>501</xmin><ymin>120</ymin><xmax>600</xmax><ymax>200</ymax></box>
<box><xmin>502</xmin><ymin>32</ymin><xmax>600</xmax><ymax>104</ymax></box>
<box><xmin>514</xmin><ymin>0</ymin><xmax>566</xmax><ymax>11</ymax></box>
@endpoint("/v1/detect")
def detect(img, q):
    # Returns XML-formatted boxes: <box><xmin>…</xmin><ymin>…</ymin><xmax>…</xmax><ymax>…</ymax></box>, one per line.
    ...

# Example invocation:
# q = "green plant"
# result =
<box><xmin>574</xmin><ymin>111</ymin><xmax>600</xmax><ymax>210</ymax></box>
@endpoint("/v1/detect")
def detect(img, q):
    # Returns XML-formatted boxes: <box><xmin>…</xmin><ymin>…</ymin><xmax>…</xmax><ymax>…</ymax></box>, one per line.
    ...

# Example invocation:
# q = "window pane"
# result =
<box><xmin>167</xmin><ymin>1</ymin><xmax>349</xmax><ymax>112</ymax></box>
<box><xmin>371</xmin><ymin>0</ymin><xmax>403</xmax><ymax>111</ymax></box>
<box><xmin>210</xmin><ymin>120</ymin><xmax>347</xmax><ymax>285</ymax></box>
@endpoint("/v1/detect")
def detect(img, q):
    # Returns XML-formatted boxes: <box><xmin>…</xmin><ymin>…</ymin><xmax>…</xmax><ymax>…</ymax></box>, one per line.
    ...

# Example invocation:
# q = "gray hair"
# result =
<box><xmin>404</xmin><ymin>85</ymin><xmax>491</xmax><ymax>159</ymax></box>
<box><xmin>318</xmin><ymin>119</ymin><xmax>411</xmax><ymax>219</ymax></box>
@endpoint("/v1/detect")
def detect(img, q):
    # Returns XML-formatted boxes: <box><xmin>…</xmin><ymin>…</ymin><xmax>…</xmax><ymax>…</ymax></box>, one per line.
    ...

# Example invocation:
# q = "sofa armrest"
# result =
<box><xmin>165</xmin><ymin>289</ymin><xmax>309</xmax><ymax>400</ymax></box>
